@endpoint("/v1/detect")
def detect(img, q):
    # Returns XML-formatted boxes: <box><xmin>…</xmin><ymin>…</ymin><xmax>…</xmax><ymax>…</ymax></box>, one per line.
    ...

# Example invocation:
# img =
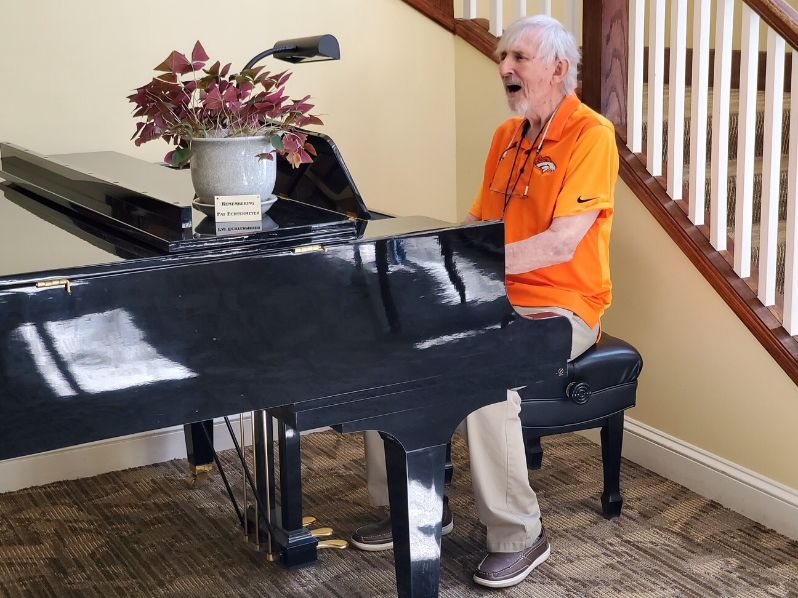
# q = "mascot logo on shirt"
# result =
<box><xmin>534</xmin><ymin>155</ymin><xmax>557</xmax><ymax>173</ymax></box>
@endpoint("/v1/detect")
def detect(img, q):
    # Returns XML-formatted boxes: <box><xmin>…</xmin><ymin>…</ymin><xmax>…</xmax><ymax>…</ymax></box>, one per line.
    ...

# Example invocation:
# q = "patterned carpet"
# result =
<box><xmin>0</xmin><ymin>431</ymin><xmax>796</xmax><ymax>597</ymax></box>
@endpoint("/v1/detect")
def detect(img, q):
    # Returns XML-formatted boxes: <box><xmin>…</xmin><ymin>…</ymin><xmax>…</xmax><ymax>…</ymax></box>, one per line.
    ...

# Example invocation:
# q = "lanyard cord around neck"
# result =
<box><xmin>501</xmin><ymin>105</ymin><xmax>560</xmax><ymax>218</ymax></box>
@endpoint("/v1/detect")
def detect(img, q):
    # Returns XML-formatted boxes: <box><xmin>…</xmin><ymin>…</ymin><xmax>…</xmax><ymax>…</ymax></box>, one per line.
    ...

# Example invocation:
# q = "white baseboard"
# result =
<box><xmin>579</xmin><ymin>417</ymin><xmax>798</xmax><ymax>541</ymax></box>
<box><xmin>5</xmin><ymin>416</ymin><xmax>797</xmax><ymax>543</ymax></box>
<box><xmin>0</xmin><ymin>418</ymin><xmax>330</xmax><ymax>494</ymax></box>
<box><xmin>0</xmin><ymin>418</ymin><xmax>252</xmax><ymax>493</ymax></box>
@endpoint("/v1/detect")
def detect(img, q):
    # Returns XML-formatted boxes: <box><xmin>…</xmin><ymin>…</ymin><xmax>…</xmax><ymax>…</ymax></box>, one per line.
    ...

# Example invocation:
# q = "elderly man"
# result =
<box><xmin>352</xmin><ymin>15</ymin><xmax>619</xmax><ymax>589</ymax></box>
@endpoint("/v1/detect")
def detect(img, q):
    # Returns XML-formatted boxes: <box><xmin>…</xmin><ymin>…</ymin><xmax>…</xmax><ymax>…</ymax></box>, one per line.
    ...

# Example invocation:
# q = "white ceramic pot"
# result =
<box><xmin>190</xmin><ymin>136</ymin><xmax>276</xmax><ymax>207</ymax></box>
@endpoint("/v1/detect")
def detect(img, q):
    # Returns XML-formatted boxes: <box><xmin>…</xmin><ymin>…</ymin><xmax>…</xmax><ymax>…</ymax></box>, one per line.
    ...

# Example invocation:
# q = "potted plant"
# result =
<box><xmin>128</xmin><ymin>41</ymin><xmax>323</xmax><ymax>212</ymax></box>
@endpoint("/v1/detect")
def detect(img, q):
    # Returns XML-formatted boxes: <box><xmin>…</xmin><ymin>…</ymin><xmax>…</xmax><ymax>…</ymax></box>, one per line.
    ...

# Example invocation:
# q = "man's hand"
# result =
<box><xmin>505</xmin><ymin>210</ymin><xmax>600</xmax><ymax>275</ymax></box>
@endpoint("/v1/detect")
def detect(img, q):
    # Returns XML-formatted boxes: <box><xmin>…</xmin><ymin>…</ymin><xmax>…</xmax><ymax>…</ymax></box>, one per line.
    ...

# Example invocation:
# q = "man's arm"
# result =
<box><xmin>504</xmin><ymin>210</ymin><xmax>599</xmax><ymax>275</ymax></box>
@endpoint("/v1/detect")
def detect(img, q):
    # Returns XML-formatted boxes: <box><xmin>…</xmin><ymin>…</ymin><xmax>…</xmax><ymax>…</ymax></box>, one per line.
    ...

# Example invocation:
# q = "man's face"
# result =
<box><xmin>499</xmin><ymin>31</ymin><xmax>561</xmax><ymax>119</ymax></box>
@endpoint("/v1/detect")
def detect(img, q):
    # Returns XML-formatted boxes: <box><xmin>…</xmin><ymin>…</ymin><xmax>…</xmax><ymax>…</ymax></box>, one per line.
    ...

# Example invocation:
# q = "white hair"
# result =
<box><xmin>496</xmin><ymin>15</ymin><xmax>580</xmax><ymax>94</ymax></box>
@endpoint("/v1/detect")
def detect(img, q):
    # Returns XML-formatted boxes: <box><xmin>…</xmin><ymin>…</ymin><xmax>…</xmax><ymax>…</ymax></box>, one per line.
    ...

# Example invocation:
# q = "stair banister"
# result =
<box><xmin>735</xmin><ymin>6</ymin><xmax>760</xmax><ymax>281</ymax></box>
<box><xmin>608</xmin><ymin>0</ymin><xmax>798</xmax><ymax>378</ymax></box>
<box><xmin>743</xmin><ymin>0</ymin><xmax>798</xmax><ymax>51</ymax></box>
<box><xmin>666</xmin><ymin>0</ymin><xmax>687</xmax><ymax>201</ymax></box>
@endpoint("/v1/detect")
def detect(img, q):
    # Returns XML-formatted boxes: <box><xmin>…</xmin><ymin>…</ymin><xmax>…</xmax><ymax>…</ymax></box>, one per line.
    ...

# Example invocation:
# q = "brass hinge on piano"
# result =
<box><xmin>35</xmin><ymin>278</ymin><xmax>72</xmax><ymax>294</ymax></box>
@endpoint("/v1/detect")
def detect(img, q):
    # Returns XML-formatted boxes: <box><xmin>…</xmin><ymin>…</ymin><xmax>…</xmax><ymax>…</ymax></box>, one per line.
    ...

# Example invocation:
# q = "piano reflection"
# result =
<box><xmin>0</xmin><ymin>132</ymin><xmax>570</xmax><ymax>598</ymax></box>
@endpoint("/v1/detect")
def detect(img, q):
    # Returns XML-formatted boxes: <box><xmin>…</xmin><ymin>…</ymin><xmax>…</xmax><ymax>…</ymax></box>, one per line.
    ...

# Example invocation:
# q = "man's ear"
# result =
<box><xmin>552</xmin><ymin>58</ymin><xmax>569</xmax><ymax>84</ymax></box>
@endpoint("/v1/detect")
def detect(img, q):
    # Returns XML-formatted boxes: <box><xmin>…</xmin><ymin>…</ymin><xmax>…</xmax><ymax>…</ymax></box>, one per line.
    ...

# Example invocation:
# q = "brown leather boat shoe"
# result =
<box><xmin>472</xmin><ymin>527</ymin><xmax>550</xmax><ymax>588</ymax></box>
<box><xmin>350</xmin><ymin>497</ymin><xmax>454</xmax><ymax>552</ymax></box>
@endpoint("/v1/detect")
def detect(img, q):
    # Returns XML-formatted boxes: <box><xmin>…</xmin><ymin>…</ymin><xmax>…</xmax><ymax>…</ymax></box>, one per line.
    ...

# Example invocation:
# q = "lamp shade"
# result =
<box><xmin>273</xmin><ymin>34</ymin><xmax>340</xmax><ymax>63</ymax></box>
<box><xmin>243</xmin><ymin>34</ymin><xmax>340</xmax><ymax>70</ymax></box>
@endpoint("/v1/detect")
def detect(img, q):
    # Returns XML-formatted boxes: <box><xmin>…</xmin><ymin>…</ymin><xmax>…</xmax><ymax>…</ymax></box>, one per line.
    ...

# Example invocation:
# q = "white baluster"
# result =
<box><xmin>785</xmin><ymin>49</ymin><xmax>798</xmax><ymax>335</ymax></box>
<box><xmin>627</xmin><ymin>0</ymin><xmax>644</xmax><ymax>153</ymax></box>
<box><xmin>463</xmin><ymin>0</ymin><xmax>477</xmax><ymax>20</ymax></box>
<box><xmin>490</xmin><ymin>0</ymin><xmax>503</xmax><ymax>37</ymax></box>
<box><xmin>689</xmin><ymin>0</ymin><xmax>711</xmax><ymax>226</ymax></box>
<box><xmin>710</xmin><ymin>0</ymin><xmax>734</xmax><ymax>250</ymax></box>
<box><xmin>515</xmin><ymin>0</ymin><xmax>526</xmax><ymax>20</ymax></box>
<box><xmin>759</xmin><ymin>30</ymin><xmax>786</xmax><ymax>307</ymax></box>
<box><xmin>646</xmin><ymin>0</ymin><xmax>665</xmax><ymax>176</ymax></box>
<box><xmin>667</xmin><ymin>0</ymin><xmax>688</xmax><ymax>200</ymax></box>
<box><xmin>542</xmin><ymin>0</ymin><xmax>551</xmax><ymax>16</ymax></box>
<box><xmin>735</xmin><ymin>7</ymin><xmax>760</xmax><ymax>279</ymax></box>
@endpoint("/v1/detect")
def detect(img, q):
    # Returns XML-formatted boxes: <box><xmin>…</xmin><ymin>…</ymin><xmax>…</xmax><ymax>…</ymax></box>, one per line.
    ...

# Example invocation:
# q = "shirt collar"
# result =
<box><xmin>537</xmin><ymin>93</ymin><xmax>580</xmax><ymax>142</ymax></box>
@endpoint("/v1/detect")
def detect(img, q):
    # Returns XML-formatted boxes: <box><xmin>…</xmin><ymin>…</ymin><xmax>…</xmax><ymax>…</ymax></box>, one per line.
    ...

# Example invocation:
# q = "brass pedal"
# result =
<box><xmin>303</xmin><ymin>516</ymin><xmax>342</xmax><ymax>547</ymax></box>
<box><xmin>310</xmin><ymin>527</ymin><xmax>333</xmax><ymax>538</ymax></box>
<box><xmin>318</xmin><ymin>539</ymin><xmax>348</xmax><ymax>549</ymax></box>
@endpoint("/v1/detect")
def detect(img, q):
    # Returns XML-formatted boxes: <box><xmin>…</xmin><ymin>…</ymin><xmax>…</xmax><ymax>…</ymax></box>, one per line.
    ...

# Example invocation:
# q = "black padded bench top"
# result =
<box><xmin>518</xmin><ymin>333</ymin><xmax>643</xmax><ymax>430</ymax></box>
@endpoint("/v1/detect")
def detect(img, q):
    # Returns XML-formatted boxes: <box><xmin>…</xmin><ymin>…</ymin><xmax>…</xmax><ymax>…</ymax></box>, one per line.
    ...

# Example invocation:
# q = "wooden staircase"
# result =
<box><xmin>642</xmin><ymin>85</ymin><xmax>791</xmax><ymax>295</ymax></box>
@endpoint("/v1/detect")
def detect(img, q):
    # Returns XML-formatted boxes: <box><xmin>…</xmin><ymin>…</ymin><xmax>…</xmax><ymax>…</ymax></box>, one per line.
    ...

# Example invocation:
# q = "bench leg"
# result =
<box><xmin>522</xmin><ymin>429</ymin><xmax>544</xmax><ymax>470</ymax></box>
<box><xmin>600</xmin><ymin>412</ymin><xmax>625</xmax><ymax>518</ymax></box>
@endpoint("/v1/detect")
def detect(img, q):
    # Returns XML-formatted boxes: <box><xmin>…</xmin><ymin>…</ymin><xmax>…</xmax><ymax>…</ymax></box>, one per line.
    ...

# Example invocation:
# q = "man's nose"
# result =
<box><xmin>499</xmin><ymin>59</ymin><xmax>513</xmax><ymax>77</ymax></box>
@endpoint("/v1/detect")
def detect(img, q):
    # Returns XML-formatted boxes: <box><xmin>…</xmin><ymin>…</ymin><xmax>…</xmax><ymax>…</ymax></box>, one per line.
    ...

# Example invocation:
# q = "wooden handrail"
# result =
<box><xmin>744</xmin><ymin>0</ymin><xmax>798</xmax><ymax>49</ymax></box>
<box><xmin>455</xmin><ymin>18</ymin><xmax>499</xmax><ymax>61</ymax></box>
<box><xmin>402</xmin><ymin>0</ymin><xmax>455</xmax><ymax>32</ymax></box>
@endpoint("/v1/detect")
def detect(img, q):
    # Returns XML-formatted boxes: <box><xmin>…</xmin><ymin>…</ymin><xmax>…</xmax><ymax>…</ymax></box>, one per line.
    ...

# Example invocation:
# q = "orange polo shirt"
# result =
<box><xmin>469</xmin><ymin>94</ymin><xmax>618</xmax><ymax>328</ymax></box>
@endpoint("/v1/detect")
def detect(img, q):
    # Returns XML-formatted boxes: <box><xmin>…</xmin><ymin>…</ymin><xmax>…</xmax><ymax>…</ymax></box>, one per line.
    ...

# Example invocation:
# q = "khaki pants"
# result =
<box><xmin>364</xmin><ymin>307</ymin><xmax>600</xmax><ymax>552</ymax></box>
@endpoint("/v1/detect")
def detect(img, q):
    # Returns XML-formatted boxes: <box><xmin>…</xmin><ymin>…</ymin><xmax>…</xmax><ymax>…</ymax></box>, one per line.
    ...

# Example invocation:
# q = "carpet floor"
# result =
<box><xmin>0</xmin><ymin>431</ymin><xmax>796</xmax><ymax>597</ymax></box>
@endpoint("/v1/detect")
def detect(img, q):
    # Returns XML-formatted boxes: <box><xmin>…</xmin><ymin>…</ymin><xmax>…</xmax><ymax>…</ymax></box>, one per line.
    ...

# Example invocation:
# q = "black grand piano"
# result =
<box><xmin>0</xmin><ymin>133</ymin><xmax>571</xmax><ymax>598</ymax></box>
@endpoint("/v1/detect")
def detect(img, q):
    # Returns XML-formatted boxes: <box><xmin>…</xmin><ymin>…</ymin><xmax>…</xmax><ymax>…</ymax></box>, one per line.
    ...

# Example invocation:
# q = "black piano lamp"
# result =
<box><xmin>243</xmin><ymin>34</ymin><xmax>340</xmax><ymax>70</ymax></box>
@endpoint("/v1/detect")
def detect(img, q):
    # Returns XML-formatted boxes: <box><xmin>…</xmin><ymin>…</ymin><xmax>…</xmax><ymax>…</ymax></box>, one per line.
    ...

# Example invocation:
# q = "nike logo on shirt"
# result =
<box><xmin>576</xmin><ymin>196</ymin><xmax>598</xmax><ymax>203</ymax></box>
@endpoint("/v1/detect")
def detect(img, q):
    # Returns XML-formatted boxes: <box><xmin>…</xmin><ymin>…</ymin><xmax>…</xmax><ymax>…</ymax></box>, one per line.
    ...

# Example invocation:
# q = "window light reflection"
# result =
<box><xmin>15</xmin><ymin>308</ymin><xmax>196</xmax><ymax>397</ymax></box>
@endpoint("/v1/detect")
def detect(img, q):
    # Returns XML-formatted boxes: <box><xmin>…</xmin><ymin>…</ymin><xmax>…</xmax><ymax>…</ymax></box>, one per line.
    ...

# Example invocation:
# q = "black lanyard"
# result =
<box><xmin>501</xmin><ymin>120</ymin><xmax>544</xmax><ymax>219</ymax></box>
<box><xmin>499</xmin><ymin>104</ymin><xmax>562</xmax><ymax>219</ymax></box>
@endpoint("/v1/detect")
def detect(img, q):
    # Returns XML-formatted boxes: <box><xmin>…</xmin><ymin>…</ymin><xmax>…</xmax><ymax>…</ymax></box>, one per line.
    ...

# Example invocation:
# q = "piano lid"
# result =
<box><xmin>0</xmin><ymin>129</ymin><xmax>369</xmax><ymax>253</ymax></box>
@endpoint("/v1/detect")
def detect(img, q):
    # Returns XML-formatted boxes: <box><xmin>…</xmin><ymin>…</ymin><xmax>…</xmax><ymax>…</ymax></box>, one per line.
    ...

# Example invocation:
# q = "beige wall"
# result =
<box><xmin>454</xmin><ymin>37</ymin><xmax>508</xmax><ymax>218</ymax></box>
<box><xmin>0</xmin><ymin>0</ymin><xmax>458</xmax><ymax>222</ymax></box>
<box><xmin>603</xmin><ymin>183</ymin><xmax>798</xmax><ymax>489</ymax></box>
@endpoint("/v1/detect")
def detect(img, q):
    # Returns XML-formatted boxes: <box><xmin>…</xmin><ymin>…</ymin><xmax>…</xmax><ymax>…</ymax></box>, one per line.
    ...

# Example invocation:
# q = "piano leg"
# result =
<box><xmin>383</xmin><ymin>435</ymin><xmax>448</xmax><ymax>598</ymax></box>
<box><xmin>184</xmin><ymin>420</ymin><xmax>214</xmax><ymax>486</ymax></box>
<box><xmin>267</xmin><ymin>417</ymin><xmax>318</xmax><ymax>567</ymax></box>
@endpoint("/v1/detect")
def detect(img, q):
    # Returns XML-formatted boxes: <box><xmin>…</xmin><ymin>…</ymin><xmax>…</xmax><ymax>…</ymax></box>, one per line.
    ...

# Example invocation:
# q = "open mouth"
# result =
<box><xmin>506</xmin><ymin>83</ymin><xmax>522</xmax><ymax>94</ymax></box>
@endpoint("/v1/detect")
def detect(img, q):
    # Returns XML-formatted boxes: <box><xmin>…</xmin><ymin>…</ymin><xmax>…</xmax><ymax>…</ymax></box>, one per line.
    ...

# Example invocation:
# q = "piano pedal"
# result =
<box><xmin>185</xmin><ymin>463</ymin><xmax>214</xmax><ymax>488</ymax></box>
<box><xmin>305</xmin><ymin>518</ymin><xmax>347</xmax><ymax>548</ymax></box>
<box><xmin>310</xmin><ymin>527</ymin><xmax>333</xmax><ymax>538</ymax></box>
<box><xmin>318</xmin><ymin>539</ymin><xmax>349</xmax><ymax>550</ymax></box>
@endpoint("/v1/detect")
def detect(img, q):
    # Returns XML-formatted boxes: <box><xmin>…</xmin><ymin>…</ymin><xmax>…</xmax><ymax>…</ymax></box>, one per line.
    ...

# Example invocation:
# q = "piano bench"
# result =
<box><xmin>518</xmin><ymin>333</ymin><xmax>643</xmax><ymax>518</ymax></box>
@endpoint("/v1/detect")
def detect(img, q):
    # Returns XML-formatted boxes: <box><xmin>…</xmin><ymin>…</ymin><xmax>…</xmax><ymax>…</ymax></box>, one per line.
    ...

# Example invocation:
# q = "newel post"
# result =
<box><xmin>581</xmin><ymin>0</ymin><xmax>629</xmax><ymax>139</ymax></box>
